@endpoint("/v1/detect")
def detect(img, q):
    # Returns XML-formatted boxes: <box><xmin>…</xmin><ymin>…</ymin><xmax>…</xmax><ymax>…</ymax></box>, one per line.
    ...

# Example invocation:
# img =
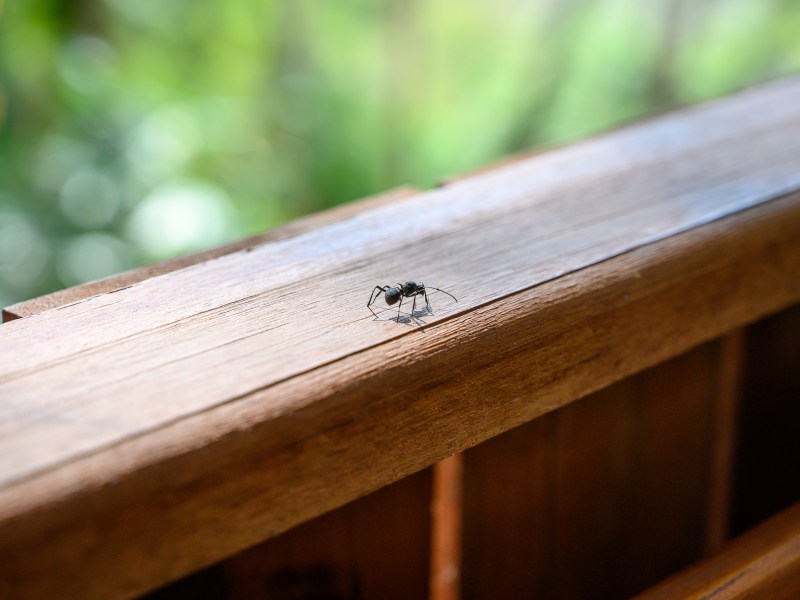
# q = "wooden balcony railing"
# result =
<box><xmin>2</xmin><ymin>76</ymin><xmax>800</xmax><ymax>599</ymax></box>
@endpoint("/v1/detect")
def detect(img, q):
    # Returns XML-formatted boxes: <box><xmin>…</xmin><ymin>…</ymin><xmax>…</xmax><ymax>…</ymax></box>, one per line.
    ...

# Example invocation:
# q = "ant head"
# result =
<box><xmin>385</xmin><ymin>287</ymin><xmax>402</xmax><ymax>305</ymax></box>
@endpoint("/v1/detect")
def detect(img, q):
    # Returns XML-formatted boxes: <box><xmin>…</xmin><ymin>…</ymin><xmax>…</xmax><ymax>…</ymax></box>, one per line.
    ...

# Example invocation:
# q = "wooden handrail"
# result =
<box><xmin>1</xmin><ymin>77</ymin><xmax>800</xmax><ymax>598</ymax></box>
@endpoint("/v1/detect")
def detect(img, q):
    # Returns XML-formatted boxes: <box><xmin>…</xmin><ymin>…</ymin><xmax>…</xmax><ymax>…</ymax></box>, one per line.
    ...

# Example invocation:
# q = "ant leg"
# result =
<box><xmin>411</xmin><ymin>293</ymin><xmax>417</xmax><ymax>316</ymax></box>
<box><xmin>368</xmin><ymin>286</ymin><xmax>386</xmax><ymax>306</ymax></box>
<box><xmin>397</xmin><ymin>295</ymin><xmax>404</xmax><ymax>320</ymax></box>
<box><xmin>424</xmin><ymin>289</ymin><xmax>432</xmax><ymax>313</ymax></box>
<box><xmin>368</xmin><ymin>286</ymin><xmax>387</xmax><ymax>317</ymax></box>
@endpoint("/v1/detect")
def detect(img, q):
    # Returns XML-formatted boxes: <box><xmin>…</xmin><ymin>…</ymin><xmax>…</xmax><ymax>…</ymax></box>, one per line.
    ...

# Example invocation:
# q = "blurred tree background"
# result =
<box><xmin>0</xmin><ymin>0</ymin><xmax>798</xmax><ymax>307</ymax></box>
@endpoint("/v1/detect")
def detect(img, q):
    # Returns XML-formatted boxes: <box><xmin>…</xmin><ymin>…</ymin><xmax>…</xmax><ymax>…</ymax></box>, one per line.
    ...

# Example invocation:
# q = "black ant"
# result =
<box><xmin>368</xmin><ymin>281</ymin><xmax>457</xmax><ymax>319</ymax></box>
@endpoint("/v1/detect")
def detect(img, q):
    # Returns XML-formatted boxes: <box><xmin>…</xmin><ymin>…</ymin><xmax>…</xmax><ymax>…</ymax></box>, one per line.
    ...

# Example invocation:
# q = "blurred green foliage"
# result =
<box><xmin>1</xmin><ymin>0</ymin><xmax>798</xmax><ymax>307</ymax></box>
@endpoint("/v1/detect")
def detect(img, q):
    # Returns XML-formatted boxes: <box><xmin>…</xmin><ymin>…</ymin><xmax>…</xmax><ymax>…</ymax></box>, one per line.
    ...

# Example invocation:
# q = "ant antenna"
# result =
<box><xmin>426</xmin><ymin>287</ymin><xmax>458</xmax><ymax>303</ymax></box>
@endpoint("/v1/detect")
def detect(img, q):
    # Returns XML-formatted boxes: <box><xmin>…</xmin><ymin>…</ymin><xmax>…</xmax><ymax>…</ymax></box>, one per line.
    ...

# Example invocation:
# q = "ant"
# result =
<box><xmin>368</xmin><ymin>281</ymin><xmax>457</xmax><ymax>319</ymax></box>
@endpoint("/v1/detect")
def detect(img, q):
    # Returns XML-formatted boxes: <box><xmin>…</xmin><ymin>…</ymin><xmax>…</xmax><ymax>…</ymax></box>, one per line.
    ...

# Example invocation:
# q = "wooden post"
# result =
<box><xmin>430</xmin><ymin>454</ymin><xmax>464</xmax><ymax>600</ymax></box>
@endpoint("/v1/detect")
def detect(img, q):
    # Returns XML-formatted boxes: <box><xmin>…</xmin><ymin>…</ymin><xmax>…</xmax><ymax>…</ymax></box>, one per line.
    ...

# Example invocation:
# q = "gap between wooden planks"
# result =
<box><xmin>1</xmin><ymin>77</ymin><xmax>800</xmax><ymax>598</ymax></box>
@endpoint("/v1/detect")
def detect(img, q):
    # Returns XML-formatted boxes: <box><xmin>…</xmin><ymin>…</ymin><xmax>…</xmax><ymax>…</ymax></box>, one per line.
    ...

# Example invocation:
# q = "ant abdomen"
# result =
<box><xmin>384</xmin><ymin>287</ymin><xmax>402</xmax><ymax>305</ymax></box>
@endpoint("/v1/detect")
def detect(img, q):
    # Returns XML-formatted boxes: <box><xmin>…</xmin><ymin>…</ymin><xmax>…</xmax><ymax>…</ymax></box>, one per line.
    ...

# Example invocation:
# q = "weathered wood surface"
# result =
<box><xmin>637</xmin><ymin>501</ymin><xmax>800</xmax><ymax>599</ymax></box>
<box><xmin>1</xmin><ymin>77</ymin><xmax>800</xmax><ymax>598</ymax></box>
<box><xmin>1</xmin><ymin>186</ymin><xmax>419</xmax><ymax>322</ymax></box>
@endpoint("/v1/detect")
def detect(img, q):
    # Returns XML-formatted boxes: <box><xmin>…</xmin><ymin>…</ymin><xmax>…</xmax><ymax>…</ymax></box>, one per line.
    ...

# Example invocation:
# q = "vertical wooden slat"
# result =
<box><xmin>614</xmin><ymin>342</ymin><xmax>718</xmax><ymax>593</ymax></box>
<box><xmin>733</xmin><ymin>304</ymin><xmax>800</xmax><ymax>536</ymax></box>
<box><xmin>549</xmin><ymin>377</ymin><xmax>640</xmax><ymax>599</ymax></box>
<box><xmin>460</xmin><ymin>409</ymin><xmax>556</xmax><ymax>598</ymax></box>
<box><xmin>460</xmin><ymin>341</ymin><xmax>727</xmax><ymax>598</ymax></box>
<box><xmin>704</xmin><ymin>329</ymin><xmax>745</xmax><ymax>553</ymax></box>
<box><xmin>430</xmin><ymin>454</ymin><xmax>464</xmax><ymax>600</ymax></box>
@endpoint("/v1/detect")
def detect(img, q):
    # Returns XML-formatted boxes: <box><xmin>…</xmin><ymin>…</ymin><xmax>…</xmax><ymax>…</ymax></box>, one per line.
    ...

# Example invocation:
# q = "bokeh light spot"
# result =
<box><xmin>0</xmin><ymin>211</ymin><xmax>51</xmax><ymax>289</ymax></box>
<box><xmin>55</xmin><ymin>233</ymin><xmax>133</xmax><ymax>287</ymax></box>
<box><xmin>127</xmin><ymin>104</ymin><xmax>202</xmax><ymax>183</ymax></box>
<box><xmin>35</xmin><ymin>136</ymin><xmax>95</xmax><ymax>193</ymax></box>
<box><xmin>57</xmin><ymin>35</ymin><xmax>118</xmax><ymax>97</ymax></box>
<box><xmin>125</xmin><ymin>179</ymin><xmax>240</xmax><ymax>260</ymax></box>
<box><xmin>59</xmin><ymin>168</ymin><xmax>121</xmax><ymax>229</ymax></box>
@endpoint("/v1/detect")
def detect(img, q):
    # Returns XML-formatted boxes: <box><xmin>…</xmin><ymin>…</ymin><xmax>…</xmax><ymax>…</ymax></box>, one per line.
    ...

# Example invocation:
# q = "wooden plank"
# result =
<box><xmin>0</xmin><ymin>78</ymin><xmax>799</xmax><ymax>598</ymax></box>
<box><xmin>610</xmin><ymin>341</ymin><xmax>719</xmax><ymax>594</ymax></box>
<box><xmin>637</xmin><ymin>501</ymin><xmax>800</xmax><ymax>600</ymax></box>
<box><xmin>460</xmin><ymin>341</ymin><xmax>723</xmax><ymax>599</ymax></box>
<box><xmin>732</xmin><ymin>304</ymin><xmax>800</xmax><ymax>535</ymax></box>
<box><xmin>460</xmin><ymin>407</ymin><xmax>556</xmax><ymax>596</ymax></box>
<box><xmin>1</xmin><ymin>186</ymin><xmax>420</xmax><ymax>322</ymax></box>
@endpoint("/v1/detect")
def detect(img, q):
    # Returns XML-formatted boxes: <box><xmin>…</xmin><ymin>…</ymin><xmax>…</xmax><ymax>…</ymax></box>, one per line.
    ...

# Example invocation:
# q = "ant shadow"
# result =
<box><xmin>369</xmin><ymin>306</ymin><xmax>433</xmax><ymax>327</ymax></box>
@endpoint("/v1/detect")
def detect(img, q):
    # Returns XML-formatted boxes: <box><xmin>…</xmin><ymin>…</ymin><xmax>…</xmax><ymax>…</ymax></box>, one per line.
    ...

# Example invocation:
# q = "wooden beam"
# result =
<box><xmin>637</xmin><ymin>502</ymin><xmax>800</xmax><ymax>599</ymax></box>
<box><xmin>1</xmin><ymin>78</ymin><xmax>800</xmax><ymax>598</ymax></box>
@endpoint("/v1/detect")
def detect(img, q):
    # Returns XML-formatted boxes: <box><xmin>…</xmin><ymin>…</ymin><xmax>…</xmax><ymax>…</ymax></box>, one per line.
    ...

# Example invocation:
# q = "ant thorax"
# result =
<box><xmin>402</xmin><ymin>281</ymin><xmax>421</xmax><ymax>295</ymax></box>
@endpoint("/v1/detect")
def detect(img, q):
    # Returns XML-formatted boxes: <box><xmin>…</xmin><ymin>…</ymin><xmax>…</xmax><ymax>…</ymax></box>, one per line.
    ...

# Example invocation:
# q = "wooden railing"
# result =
<box><xmin>2</xmin><ymin>76</ymin><xmax>800</xmax><ymax>599</ymax></box>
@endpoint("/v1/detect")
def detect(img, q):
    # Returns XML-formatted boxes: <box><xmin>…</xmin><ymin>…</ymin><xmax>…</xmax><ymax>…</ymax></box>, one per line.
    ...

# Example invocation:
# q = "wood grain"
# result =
<box><xmin>637</xmin><ymin>501</ymin><xmax>800</xmax><ymax>600</ymax></box>
<box><xmin>1</xmin><ymin>186</ymin><xmax>420</xmax><ymax>322</ymax></box>
<box><xmin>460</xmin><ymin>341</ymin><xmax>725</xmax><ymax>599</ymax></box>
<box><xmin>460</xmin><ymin>404</ymin><xmax>555</xmax><ymax>597</ymax></box>
<box><xmin>0</xmin><ymin>78</ymin><xmax>799</xmax><ymax>598</ymax></box>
